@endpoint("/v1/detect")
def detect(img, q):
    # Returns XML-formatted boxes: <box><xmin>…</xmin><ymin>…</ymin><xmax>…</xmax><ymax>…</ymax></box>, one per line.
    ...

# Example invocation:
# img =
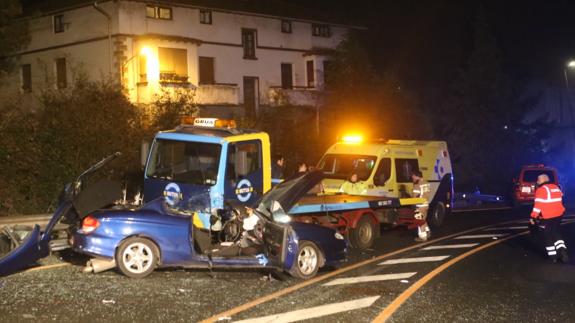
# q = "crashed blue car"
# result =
<box><xmin>72</xmin><ymin>170</ymin><xmax>347</xmax><ymax>279</ymax></box>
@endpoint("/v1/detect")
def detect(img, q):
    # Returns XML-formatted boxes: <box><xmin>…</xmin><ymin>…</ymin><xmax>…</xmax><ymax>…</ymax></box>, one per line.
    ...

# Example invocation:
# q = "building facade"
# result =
<box><xmin>13</xmin><ymin>0</ymin><xmax>353</xmax><ymax>117</ymax></box>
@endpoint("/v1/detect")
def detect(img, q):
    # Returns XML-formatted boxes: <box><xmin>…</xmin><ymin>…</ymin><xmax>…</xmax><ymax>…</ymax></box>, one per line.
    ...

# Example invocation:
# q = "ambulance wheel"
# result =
<box><xmin>116</xmin><ymin>237</ymin><xmax>159</xmax><ymax>278</ymax></box>
<box><xmin>289</xmin><ymin>241</ymin><xmax>322</xmax><ymax>280</ymax></box>
<box><xmin>350</xmin><ymin>215</ymin><xmax>376</xmax><ymax>249</ymax></box>
<box><xmin>429</xmin><ymin>202</ymin><xmax>446</xmax><ymax>228</ymax></box>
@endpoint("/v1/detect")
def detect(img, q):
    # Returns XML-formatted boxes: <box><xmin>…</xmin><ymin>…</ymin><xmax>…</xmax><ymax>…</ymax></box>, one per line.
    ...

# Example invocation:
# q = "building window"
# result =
<box><xmin>312</xmin><ymin>24</ymin><xmax>331</xmax><ymax>37</ymax></box>
<box><xmin>53</xmin><ymin>14</ymin><xmax>64</xmax><ymax>33</ymax></box>
<box><xmin>306</xmin><ymin>60</ymin><xmax>315</xmax><ymax>87</ymax></box>
<box><xmin>146</xmin><ymin>5</ymin><xmax>172</xmax><ymax>20</ymax></box>
<box><xmin>323</xmin><ymin>60</ymin><xmax>333</xmax><ymax>88</ymax></box>
<box><xmin>139</xmin><ymin>55</ymin><xmax>148</xmax><ymax>83</ymax></box>
<box><xmin>281</xmin><ymin>63</ymin><xmax>293</xmax><ymax>89</ymax></box>
<box><xmin>200</xmin><ymin>10</ymin><xmax>212</xmax><ymax>24</ymax></box>
<box><xmin>199</xmin><ymin>57</ymin><xmax>215</xmax><ymax>84</ymax></box>
<box><xmin>158</xmin><ymin>47</ymin><xmax>188</xmax><ymax>83</ymax></box>
<box><xmin>281</xmin><ymin>20</ymin><xmax>292</xmax><ymax>33</ymax></box>
<box><xmin>56</xmin><ymin>58</ymin><xmax>67</xmax><ymax>89</ymax></box>
<box><xmin>21</xmin><ymin>64</ymin><xmax>31</xmax><ymax>92</ymax></box>
<box><xmin>242</xmin><ymin>29</ymin><xmax>257</xmax><ymax>59</ymax></box>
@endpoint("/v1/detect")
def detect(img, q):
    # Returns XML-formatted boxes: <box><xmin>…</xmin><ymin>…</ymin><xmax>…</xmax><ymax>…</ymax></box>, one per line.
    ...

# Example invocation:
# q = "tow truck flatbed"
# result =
<box><xmin>289</xmin><ymin>194</ymin><xmax>425</xmax><ymax>215</ymax></box>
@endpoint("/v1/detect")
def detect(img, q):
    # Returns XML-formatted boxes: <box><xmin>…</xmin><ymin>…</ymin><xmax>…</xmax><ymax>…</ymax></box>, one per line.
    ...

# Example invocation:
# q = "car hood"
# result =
<box><xmin>257</xmin><ymin>170</ymin><xmax>324</xmax><ymax>215</ymax></box>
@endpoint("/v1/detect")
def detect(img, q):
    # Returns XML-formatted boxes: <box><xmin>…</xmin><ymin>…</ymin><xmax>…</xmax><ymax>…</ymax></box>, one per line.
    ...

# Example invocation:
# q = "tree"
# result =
<box><xmin>438</xmin><ymin>10</ymin><xmax>545</xmax><ymax>193</ymax></box>
<box><xmin>321</xmin><ymin>32</ymin><xmax>431</xmax><ymax>147</ymax></box>
<box><xmin>0</xmin><ymin>0</ymin><xmax>29</xmax><ymax>73</ymax></box>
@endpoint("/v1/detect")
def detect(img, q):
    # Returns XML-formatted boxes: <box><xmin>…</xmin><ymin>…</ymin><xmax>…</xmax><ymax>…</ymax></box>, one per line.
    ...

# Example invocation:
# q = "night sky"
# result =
<box><xmin>288</xmin><ymin>0</ymin><xmax>575</xmax><ymax>88</ymax></box>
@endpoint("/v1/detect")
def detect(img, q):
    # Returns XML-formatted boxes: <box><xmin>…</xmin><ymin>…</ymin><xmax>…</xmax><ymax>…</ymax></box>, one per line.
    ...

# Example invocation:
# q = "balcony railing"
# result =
<box><xmin>195</xmin><ymin>83</ymin><xmax>239</xmax><ymax>105</ymax></box>
<box><xmin>268</xmin><ymin>86</ymin><xmax>324</xmax><ymax>107</ymax></box>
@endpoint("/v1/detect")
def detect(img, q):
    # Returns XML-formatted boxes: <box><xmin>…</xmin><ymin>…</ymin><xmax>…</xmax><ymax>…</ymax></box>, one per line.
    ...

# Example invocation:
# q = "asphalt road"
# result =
<box><xmin>2</xmin><ymin>207</ymin><xmax>574</xmax><ymax>322</ymax></box>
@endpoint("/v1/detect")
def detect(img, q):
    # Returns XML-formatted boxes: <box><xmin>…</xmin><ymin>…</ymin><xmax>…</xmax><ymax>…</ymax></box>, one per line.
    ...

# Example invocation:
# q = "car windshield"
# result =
<box><xmin>522</xmin><ymin>170</ymin><xmax>556</xmax><ymax>183</ymax></box>
<box><xmin>317</xmin><ymin>154</ymin><xmax>377</xmax><ymax>181</ymax></box>
<box><xmin>146</xmin><ymin>139</ymin><xmax>221</xmax><ymax>186</ymax></box>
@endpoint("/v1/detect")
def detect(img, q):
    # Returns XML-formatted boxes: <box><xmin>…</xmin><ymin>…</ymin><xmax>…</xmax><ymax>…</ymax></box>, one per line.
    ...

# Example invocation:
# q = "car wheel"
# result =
<box><xmin>350</xmin><ymin>215</ymin><xmax>376</xmax><ymax>249</ymax></box>
<box><xmin>429</xmin><ymin>202</ymin><xmax>446</xmax><ymax>228</ymax></box>
<box><xmin>289</xmin><ymin>241</ymin><xmax>322</xmax><ymax>280</ymax></box>
<box><xmin>116</xmin><ymin>237</ymin><xmax>159</xmax><ymax>278</ymax></box>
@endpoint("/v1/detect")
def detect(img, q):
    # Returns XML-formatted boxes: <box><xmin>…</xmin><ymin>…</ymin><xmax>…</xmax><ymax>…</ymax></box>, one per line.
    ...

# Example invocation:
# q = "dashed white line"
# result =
<box><xmin>454</xmin><ymin>234</ymin><xmax>507</xmax><ymax>240</ymax></box>
<box><xmin>379</xmin><ymin>256</ymin><xmax>450</xmax><ymax>265</ymax></box>
<box><xmin>483</xmin><ymin>226</ymin><xmax>528</xmax><ymax>231</ymax></box>
<box><xmin>233</xmin><ymin>296</ymin><xmax>381</xmax><ymax>323</ymax></box>
<box><xmin>421</xmin><ymin>243</ymin><xmax>479</xmax><ymax>250</ymax></box>
<box><xmin>323</xmin><ymin>272</ymin><xmax>417</xmax><ymax>286</ymax></box>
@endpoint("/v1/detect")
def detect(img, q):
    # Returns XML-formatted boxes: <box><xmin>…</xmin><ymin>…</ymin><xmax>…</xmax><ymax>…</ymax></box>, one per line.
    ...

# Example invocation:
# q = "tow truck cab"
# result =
<box><xmin>317</xmin><ymin>138</ymin><xmax>454</xmax><ymax>227</ymax></box>
<box><xmin>143</xmin><ymin>118</ymin><xmax>272</xmax><ymax>226</ymax></box>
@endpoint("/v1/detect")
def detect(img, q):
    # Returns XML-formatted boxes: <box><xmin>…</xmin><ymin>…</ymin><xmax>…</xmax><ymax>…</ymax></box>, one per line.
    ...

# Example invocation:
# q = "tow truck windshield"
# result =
<box><xmin>318</xmin><ymin>154</ymin><xmax>376</xmax><ymax>181</ymax></box>
<box><xmin>146</xmin><ymin>139</ymin><xmax>221</xmax><ymax>186</ymax></box>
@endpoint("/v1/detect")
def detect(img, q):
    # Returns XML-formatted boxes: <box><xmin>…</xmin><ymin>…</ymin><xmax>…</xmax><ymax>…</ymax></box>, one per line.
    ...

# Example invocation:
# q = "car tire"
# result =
<box><xmin>428</xmin><ymin>202</ymin><xmax>446</xmax><ymax>228</ymax></box>
<box><xmin>350</xmin><ymin>215</ymin><xmax>376</xmax><ymax>249</ymax></box>
<box><xmin>116</xmin><ymin>237</ymin><xmax>159</xmax><ymax>279</ymax></box>
<box><xmin>289</xmin><ymin>241</ymin><xmax>322</xmax><ymax>280</ymax></box>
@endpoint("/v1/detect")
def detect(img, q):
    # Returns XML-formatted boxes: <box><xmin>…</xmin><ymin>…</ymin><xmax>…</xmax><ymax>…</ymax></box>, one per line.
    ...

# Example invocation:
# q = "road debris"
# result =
<box><xmin>102</xmin><ymin>299</ymin><xmax>116</xmax><ymax>304</ymax></box>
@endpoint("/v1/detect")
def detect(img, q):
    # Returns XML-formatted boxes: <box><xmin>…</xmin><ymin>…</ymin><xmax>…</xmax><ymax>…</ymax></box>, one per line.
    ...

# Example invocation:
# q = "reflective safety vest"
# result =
<box><xmin>531</xmin><ymin>183</ymin><xmax>565</xmax><ymax>219</ymax></box>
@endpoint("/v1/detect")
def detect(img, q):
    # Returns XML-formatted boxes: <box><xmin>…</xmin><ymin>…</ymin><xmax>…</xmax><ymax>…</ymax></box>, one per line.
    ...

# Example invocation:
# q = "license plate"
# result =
<box><xmin>521</xmin><ymin>186</ymin><xmax>531</xmax><ymax>193</ymax></box>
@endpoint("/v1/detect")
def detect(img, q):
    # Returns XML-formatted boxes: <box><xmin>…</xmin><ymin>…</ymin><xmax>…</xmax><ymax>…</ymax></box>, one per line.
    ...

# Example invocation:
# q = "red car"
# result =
<box><xmin>513</xmin><ymin>164</ymin><xmax>558</xmax><ymax>205</ymax></box>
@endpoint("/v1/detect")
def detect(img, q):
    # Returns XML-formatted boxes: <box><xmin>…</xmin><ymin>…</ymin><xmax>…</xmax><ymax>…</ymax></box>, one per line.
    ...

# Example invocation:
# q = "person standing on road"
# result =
<box><xmin>271</xmin><ymin>154</ymin><xmax>285</xmax><ymax>185</ymax></box>
<box><xmin>412</xmin><ymin>170</ymin><xmax>431</xmax><ymax>242</ymax></box>
<box><xmin>530</xmin><ymin>173</ymin><xmax>568</xmax><ymax>263</ymax></box>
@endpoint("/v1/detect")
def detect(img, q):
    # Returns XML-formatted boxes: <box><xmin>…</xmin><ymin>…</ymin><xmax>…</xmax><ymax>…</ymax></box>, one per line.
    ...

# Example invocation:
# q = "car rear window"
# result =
<box><xmin>521</xmin><ymin>170</ymin><xmax>556</xmax><ymax>183</ymax></box>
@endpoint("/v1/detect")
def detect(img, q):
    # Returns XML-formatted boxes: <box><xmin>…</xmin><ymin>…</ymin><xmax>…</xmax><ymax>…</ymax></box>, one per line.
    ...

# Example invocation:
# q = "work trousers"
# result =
<box><xmin>541</xmin><ymin>216</ymin><xmax>567</xmax><ymax>259</ymax></box>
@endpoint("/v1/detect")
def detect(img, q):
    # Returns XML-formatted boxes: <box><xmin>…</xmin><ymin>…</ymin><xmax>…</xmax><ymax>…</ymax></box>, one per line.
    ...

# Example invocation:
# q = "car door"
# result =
<box><xmin>262</xmin><ymin>220</ymin><xmax>289</xmax><ymax>268</ymax></box>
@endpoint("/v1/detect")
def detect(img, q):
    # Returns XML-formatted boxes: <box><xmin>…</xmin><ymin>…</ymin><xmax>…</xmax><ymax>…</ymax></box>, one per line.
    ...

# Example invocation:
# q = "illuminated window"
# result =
<box><xmin>56</xmin><ymin>58</ymin><xmax>67</xmax><ymax>89</ymax></box>
<box><xmin>21</xmin><ymin>64</ymin><xmax>31</xmax><ymax>92</ymax></box>
<box><xmin>53</xmin><ymin>14</ymin><xmax>64</xmax><ymax>33</ymax></box>
<box><xmin>146</xmin><ymin>5</ymin><xmax>172</xmax><ymax>20</ymax></box>
<box><xmin>139</xmin><ymin>55</ymin><xmax>147</xmax><ymax>83</ymax></box>
<box><xmin>199</xmin><ymin>56</ymin><xmax>215</xmax><ymax>84</ymax></box>
<box><xmin>281</xmin><ymin>20</ymin><xmax>292</xmax><ymax>33</ymax></box>
<box><xmin>242</xmin><ymin>29</ymin><xmax>257</xmax><ymax>59</ymax></box>
<box><xmin>200</xmin><ymin>10</ymin><xmax>212</xmax><ymax>24</ymax></box>
<box><xmin>312</xmin><ymin>24</ymin><xmax>331</xmax><ymax>37</ymax></box>
<box><xmin>158</xmin><ymin>47</ymin><xmax>188</xmax><ymax>83</ymax></box>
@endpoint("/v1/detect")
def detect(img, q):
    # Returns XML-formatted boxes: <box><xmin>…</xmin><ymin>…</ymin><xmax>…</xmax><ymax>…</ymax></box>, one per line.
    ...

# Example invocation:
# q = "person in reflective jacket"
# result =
<box><xmin>411</xmin><ymin>170</ymin><xmax>431</xmax><ymax>242</ymax></box>
<box><xmin>530</xmin><ymin>174</ymin><xmax>568</xmax><ymax>263</ymax></box>
<box><xmin>339</xmin><ymin>173</ymin><xmax>368</xmax><ymax>195</ymax></box>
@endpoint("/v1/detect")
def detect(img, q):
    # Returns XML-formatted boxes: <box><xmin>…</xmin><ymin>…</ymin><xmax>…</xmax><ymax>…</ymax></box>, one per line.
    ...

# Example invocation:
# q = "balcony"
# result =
<box><xmin>195</xmin><ymin>83</ymin><xmax>239</xmax><ymax>105</ymax></box>
<box><xmin>268</xmin><ymin>86</ymin><xmax>324</xmax><ymax>107</ymax></box>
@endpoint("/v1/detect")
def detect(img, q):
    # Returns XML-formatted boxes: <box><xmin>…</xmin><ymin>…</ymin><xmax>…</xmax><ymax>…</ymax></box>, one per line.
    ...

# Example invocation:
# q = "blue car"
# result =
<box><xmin>72</xmin><ymin>170</ymin><xmax>347</xmax><ymax>279</ymax></box>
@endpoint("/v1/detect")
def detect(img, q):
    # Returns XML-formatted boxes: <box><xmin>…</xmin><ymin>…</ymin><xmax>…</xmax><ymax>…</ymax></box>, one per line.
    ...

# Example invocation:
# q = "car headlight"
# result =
<box><xmin>274</xmin><ymin>214</ymin><xmax>291</xmax><ymax>223</ymax></box>
<box><xmin>334</xmin><ymin>232</ymin><xmax>345</xmax><ymax>240</ymax></box>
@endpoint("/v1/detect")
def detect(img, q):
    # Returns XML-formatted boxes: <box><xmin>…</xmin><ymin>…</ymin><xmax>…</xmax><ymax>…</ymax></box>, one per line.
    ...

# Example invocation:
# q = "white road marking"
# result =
<box><xmin>421</xmin><ymin>243</ymin><xmax>479</xmax><ymax>250</ymax></box>
<box><xmin>233</xmin><ymin>296</ymin><xmax>381</xmax><ymax>323</ymax></box>
<box><xmin>483</xmin><ymin>226</ymin><xmax>528</xmax><ymax>231</ymax></box>
<box><xmin>454</xmin><ymin>234</ymin><xmax>507</xmax><ymax>240</ymax></box>
<box><xmin>323</xmin><ymin>272</ymin><xmax>417</xmax><ymax>286</ymax></box>
<box><xmin>379</xmin><ymin>256</ymin><xmax>450</xmax><ymax>265</ymax></box>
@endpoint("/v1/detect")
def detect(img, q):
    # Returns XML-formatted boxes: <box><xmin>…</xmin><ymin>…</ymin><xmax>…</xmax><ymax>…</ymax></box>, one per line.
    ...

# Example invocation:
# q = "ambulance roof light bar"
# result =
<box><xmin>341</xmin><ymin>134</ymin><xmax>363</xmax><ymax>144</ymax></box>
<box><xmin>181</xmin><ymin>117</ymin><xmax>237</xmax><ymax>129</ymax></box>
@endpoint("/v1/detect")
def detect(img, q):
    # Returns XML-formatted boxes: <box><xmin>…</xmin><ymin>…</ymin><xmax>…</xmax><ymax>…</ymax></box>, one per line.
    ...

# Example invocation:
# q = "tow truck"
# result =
<box><xmin>0</xmin><ymin>118</ymin><xmax>428</xmax><ymax>277</ymax></box>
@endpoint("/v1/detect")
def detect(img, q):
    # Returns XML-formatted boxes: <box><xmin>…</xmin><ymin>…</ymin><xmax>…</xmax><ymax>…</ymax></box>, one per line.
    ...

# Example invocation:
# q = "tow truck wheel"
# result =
<box><xmin>429</xmin><ymin>202</ymin><xmax>446</xmax><ymax>228</ymax></box>
<box><xmin>350</xmin><ymin>215</ymin><xmax>376</xmax><ymax>249</ymax></box>
<box><xmin>116</xmin><ymin>237</ymin><xmax>159</xmax><ymax>278</ymax></box>
<box><xmin>289</xmin><ymin>241</ymin><xmax>321</xmax><ymax>280</ymax></box>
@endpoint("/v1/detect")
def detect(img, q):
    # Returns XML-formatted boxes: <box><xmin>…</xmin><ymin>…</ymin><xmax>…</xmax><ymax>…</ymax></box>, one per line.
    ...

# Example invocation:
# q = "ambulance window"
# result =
<box><xmin>318</xmin><ymin>154</ymin><xmax>376</xmax><ymax>180</ymax></box>
<box><xmin>226</xmin><ymin>141</ymin><xmax>262</xmax><ymax>181</ymax></box>
<box><xmin>374</xmin><ymin>158</ymin><xmax>391</xmax><ymax>186</ymax></box>
<box><xmin>395</xmin><ymin>158</ymin><xmax>419</xmax><ymax>183</ymax></box>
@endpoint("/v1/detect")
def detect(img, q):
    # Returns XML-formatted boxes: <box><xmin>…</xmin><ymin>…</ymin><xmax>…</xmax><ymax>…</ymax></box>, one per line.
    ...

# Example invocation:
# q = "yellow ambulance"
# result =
<box><xmin>317</xmin><ymin>137</ymin><xmax>454</xmax><ymax>227</ymax></box>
